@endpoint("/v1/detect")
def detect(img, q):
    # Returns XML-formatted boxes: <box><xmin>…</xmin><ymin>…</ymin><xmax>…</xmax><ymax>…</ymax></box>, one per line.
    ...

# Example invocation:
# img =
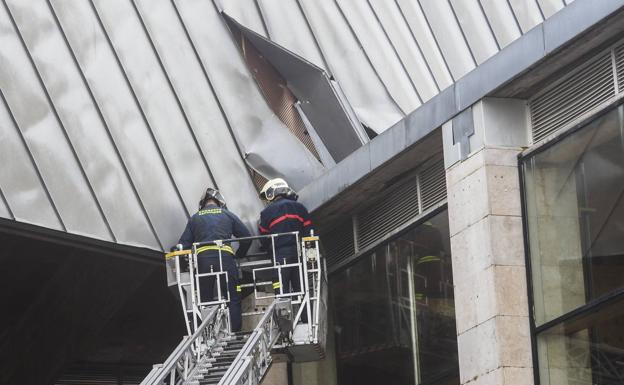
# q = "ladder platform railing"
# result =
<box><xmin>145</xmin><ymin>231</ymin><xmax>326</xmax><ymax>385</ymax></box>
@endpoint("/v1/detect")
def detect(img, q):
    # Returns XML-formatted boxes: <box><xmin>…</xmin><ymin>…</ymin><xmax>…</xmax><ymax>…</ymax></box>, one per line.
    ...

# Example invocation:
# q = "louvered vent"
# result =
<box><xmin>420</xmin><ymin>159</ymin><xmax>446</xmax><ymax>211</ymax></box>
<box><xmin>529</xmin><ymin>52</ymin><xmax>616</xmax><ymax>142</ymax></box>
<box><xmin>356</xmin><ymin>176</ymin><xmax>420</xmax><ymax>250</ymax></box>
<box><xmin>321</xmin><ymin>155</ymin><xmax>447</xmax><ymax>271</ymax></box>
<box><xmin>320</xmin><ymin>219</ymin><xmax>355</xmax><ymax>268</ymax></box>
<box><xmin>616</xmin><ymin>42</ymin><xmax>624</xmax><ymax>91</ymax></box>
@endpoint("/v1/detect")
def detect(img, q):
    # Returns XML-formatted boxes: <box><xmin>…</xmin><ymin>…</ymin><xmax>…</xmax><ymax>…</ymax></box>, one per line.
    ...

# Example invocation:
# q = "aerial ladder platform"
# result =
<box><xmin>140</xmin><ymin>232</ymin><xmax>327</xmax><ymax>385</ymax></box>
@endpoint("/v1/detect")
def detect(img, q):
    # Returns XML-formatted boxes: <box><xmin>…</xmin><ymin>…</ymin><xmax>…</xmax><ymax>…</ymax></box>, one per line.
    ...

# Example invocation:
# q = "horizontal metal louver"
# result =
<box><xmin>529</xmin><ymin>52</ymin><xmax>616</xmax><ymax>142</ymax></box>
<box><xmin>616</xmin><ymin>42</ymin><xmax>624</xmax><ymax>92</ymax></box>
<box><xmin>321</xmin><ymin>219</ymin><xmax>355</xmax><ymax>269</ymax></box>
<box><xmin>419</xmin><ymin>159</ymin><xmax>446</xmax><ymax>211</ymax></box>
<box><xmin>320</xmin><ymin>155</ymin><xmax>447</xmax><ymax>272</ymax></box>
<box><xmin>356</xmin><ymin>176</ymin><xmax>420</xmax><ymax>250</ymax></box>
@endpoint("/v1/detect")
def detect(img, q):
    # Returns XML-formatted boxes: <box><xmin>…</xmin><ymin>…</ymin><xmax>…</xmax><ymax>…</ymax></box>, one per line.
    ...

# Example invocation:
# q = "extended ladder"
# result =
<box><xmin>140</xmin><ymin>232</ymin><xmax>327</xmax><ymax>385</ymax></box>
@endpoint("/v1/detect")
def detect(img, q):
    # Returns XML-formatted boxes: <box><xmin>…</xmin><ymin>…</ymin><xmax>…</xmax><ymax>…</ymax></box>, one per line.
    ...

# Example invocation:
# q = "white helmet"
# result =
<box><xmin>259</xmin><ymin>178</ymin><xmax>297</xmax><ymax>202</ymax></box>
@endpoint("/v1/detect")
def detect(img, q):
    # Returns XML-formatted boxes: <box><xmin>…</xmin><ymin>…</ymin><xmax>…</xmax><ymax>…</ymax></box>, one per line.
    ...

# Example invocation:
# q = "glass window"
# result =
<box><xmin>330</xmin><ymin>211</ymin><xmax>459</xmax><ymax>385</ymax></box>
<box><xmin>537</xmin><ymin>299</ymin><xmax>624</xmax><ymax>384</ymax></box>
<box><xmin>523</xmin><ymin>104</ymin><xmax>624</xmax><ymax>385</ymax></box>
<box><xmin>523</xmin><ymin>105</ymin><xmax>624</xmax><ymax>325</ymax></box>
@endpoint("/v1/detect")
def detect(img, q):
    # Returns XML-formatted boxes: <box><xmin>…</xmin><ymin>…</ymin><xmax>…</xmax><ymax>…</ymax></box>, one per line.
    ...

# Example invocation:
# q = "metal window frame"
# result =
<box><xmin>518</xmin><ymin>99</ymin><xmax>624</xmax><ymax>385</ymax></box>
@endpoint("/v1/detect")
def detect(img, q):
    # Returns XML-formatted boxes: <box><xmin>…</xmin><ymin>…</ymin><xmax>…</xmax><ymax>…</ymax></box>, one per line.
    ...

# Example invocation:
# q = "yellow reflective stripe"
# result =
<box><xmin>236</xmin><ymin>285</ymin><xmax>242</xmax><ymax>292</ymax></box>
<box><xmin>198</xmin><ymin>208</ymin><xmax>222</xmax><ymax>215</ymax></box>
<box><xmin>196</xmin><ymin>245</ymin><xmax>235</xmax><ymax>255</ymax></box>
<box><xmin>415</xmin><ymin>293</ymin><xmax>425</xmax><ymax>300</ymax></box>
<box><xmin>417</xmin><ymin>255</ymin><xmax>441</xmax><ymax>264</ymax></box>
<box><xmin>272</xmin><ymin>282</ymin><xmax>281</xmax><ymax>289</ymax></box>
<box><xmin>164</xmin><ymin>249</ymin><xmax>192</xmax><ymax>260</ymax></box>
<box><xmin>302</xmin><ymin>236</ymin><xmax>319</xmax><ymax>242</ymax></box>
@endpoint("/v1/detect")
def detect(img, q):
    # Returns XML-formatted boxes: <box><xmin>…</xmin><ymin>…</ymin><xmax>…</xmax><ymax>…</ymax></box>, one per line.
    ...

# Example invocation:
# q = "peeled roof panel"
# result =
<box><xmin>0</xmin><ymin>2</ymin><xmax>111</xmax><ymax>241</ymax></box>
<box><xmin>336</xmin><ymin>0</ymin><xmax>421</xmax><ymax>114</ymax></box>
<box><xmin>229</xmin><ymin>16</ymin><xmax>367</xmax><ymax>162</ymax></box>
<box><xmin>369</xmin><ymin>0</ymin><xmax>439</xmax><ymax>101</ymax></box>
<box><xmin>175</xmin><ymin>0</ymin><xmax>324</xmax><ymax>190</ymax></box>
<box><xmin>298</xmin><ymin>0</ymin><xmax>404</xmax><ymax>133</ymax></box>
<box><xmin>419</xmin><ymin>0</ymin><xmax>476</xmax><ymax>80</ymax></box>
<box><xmin>479</xmin><ymin>0</ymin><xmax>522</xmax><ymax>48</ymax></box>
<box><xmin>134</xmin><ymin>0</ymin><xmax>264</xmax><ymax>230</ymax></box>
<box><xmin>449</xmin><ymin>0</ymin><xmax>499</xmax><ymax>64</ymax></box>
<box><xmin>53</xmin><ymin>0</ymin><xmax>188</xmax><ymax>248</ymax></box>
<box><xmin>256</xmin><ymin>0</ymin><xmax>327</xmax><ymax>71</ymax></box>
<box><xmin>7</xmin><ymin>0</ymin><xmax>160</xmax><ymax>248</ymax></box>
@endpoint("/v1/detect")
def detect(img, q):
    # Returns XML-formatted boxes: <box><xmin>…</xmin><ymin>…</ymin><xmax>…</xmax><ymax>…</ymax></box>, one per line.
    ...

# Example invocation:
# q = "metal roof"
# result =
<box><xmin>0</xmin><ymin>0</ymin><xmax>572</xmax><ymax>251</ymax></box>
<box><xmin>221</xmin><ymin>0</ymin><xmax>572</xmax><ymax>133</ymax></box>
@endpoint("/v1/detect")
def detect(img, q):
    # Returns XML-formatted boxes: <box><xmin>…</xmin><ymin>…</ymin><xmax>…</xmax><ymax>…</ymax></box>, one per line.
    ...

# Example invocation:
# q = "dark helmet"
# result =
<box><xmin>259</xmin><ymin>178</ymin><xmax>298</xmax><ymax>202</ymax></box>
<box><xmin>199</xmin><ymin>187</ymin><xmax>226</xmax><ymax>209</ymax></box>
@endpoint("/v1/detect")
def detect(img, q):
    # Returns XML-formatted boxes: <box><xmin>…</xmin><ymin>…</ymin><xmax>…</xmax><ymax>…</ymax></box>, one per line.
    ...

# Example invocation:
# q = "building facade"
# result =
<box><xmin>1</xmin><ymin>1</ymin><xmax>624</xmax><ymax>385</ymax></box>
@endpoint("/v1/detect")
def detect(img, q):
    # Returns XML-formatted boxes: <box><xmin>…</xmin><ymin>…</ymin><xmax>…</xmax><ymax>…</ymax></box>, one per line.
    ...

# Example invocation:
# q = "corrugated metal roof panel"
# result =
<box><xmin>0</xmin><ymin>0</ymin><xmax>571</xmax><ymax>250</ymax></box>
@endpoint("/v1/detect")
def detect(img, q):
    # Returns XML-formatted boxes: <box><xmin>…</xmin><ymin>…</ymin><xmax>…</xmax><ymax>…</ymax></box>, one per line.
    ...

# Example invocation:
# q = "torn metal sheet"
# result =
<box><xmin>133</xmin><ymin>0</ymin><xmax>264</xmax><ymax>231</ymax></box>
<box><xmin>174</xmin><ymin>0</ymin><xmax>324</xmax><ymax>190</ymax></box>
<box><xmin>228</xmin><ymin>15</ymin><xmax>367</xmax><ymax>162</ymax></box>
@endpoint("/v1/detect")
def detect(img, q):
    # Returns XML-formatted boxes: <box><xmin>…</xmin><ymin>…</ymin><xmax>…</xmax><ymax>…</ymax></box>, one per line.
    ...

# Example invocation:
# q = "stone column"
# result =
<box><xmin>443</xmin><ymin>98</ymin><xmax>533</xmax><ymax>385</ymax></box>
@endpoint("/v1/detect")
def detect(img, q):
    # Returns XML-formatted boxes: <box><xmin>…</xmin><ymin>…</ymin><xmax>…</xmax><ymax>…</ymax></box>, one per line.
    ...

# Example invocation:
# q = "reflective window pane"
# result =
<box><xmin>537</xmin><ymin>299</ymin><xmax>624</xmax><ymax>385</ymax></box>
<box><xmin>330</xmin><ymin>211</ymin><xmax>459</xmax><ymax>385</ymax></box>
<box><xmin>523</xmin><ymin>106</ymin><xmax>624</xmax><ymax>325</ymax></box>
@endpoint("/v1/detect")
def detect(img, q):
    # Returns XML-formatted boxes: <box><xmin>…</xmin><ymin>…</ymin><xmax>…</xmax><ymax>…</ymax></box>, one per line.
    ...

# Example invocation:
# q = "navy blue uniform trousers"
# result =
<box><xmin>197</xmin><ymin>251</ymin><xmax>241</xmax><ymax>332</ymax></box>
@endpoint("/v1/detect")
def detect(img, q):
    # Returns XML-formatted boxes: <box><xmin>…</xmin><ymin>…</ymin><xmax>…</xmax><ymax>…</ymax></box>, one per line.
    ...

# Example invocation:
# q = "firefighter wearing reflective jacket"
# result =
<box><xmin>258</xmin><ymin>178</ymin><xmax>313</xmax><ymax>298</ymax></box>
<box><xmin>178</xmin><ymin>188</ymin><xmax>251</xmax><ymax>332</ymax></box>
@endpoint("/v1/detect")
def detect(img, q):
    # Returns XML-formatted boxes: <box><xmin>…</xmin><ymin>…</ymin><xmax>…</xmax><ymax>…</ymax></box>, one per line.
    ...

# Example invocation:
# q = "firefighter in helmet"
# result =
<box><xmin>177</xmin><ymin>187</ymin><xmax>251</xmax><ymax>332</ymax></box>
<box><xmin>258</xmin><ymin>178</ymin><xmax>313</xmax><ymax>299</ymax></box>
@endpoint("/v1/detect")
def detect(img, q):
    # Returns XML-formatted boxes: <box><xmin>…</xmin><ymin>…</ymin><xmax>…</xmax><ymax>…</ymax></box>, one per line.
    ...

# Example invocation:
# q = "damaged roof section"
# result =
<box><xmin>223</xmin><ymin>14</ymin><xmax>369</xmax><ymax>164</ymax></box>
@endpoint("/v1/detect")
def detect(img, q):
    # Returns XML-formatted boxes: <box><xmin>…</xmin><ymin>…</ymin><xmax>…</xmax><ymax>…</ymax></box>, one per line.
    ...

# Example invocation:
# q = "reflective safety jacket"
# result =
<box><xmin>258</xmin><ymin>197</ymin><xmax>313</xmax><ymax>258</ymax></box>
<box><xmin>178</xmin><ymin>204</ymin><xmax>251</xmax><ymax>257</ymax></box>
